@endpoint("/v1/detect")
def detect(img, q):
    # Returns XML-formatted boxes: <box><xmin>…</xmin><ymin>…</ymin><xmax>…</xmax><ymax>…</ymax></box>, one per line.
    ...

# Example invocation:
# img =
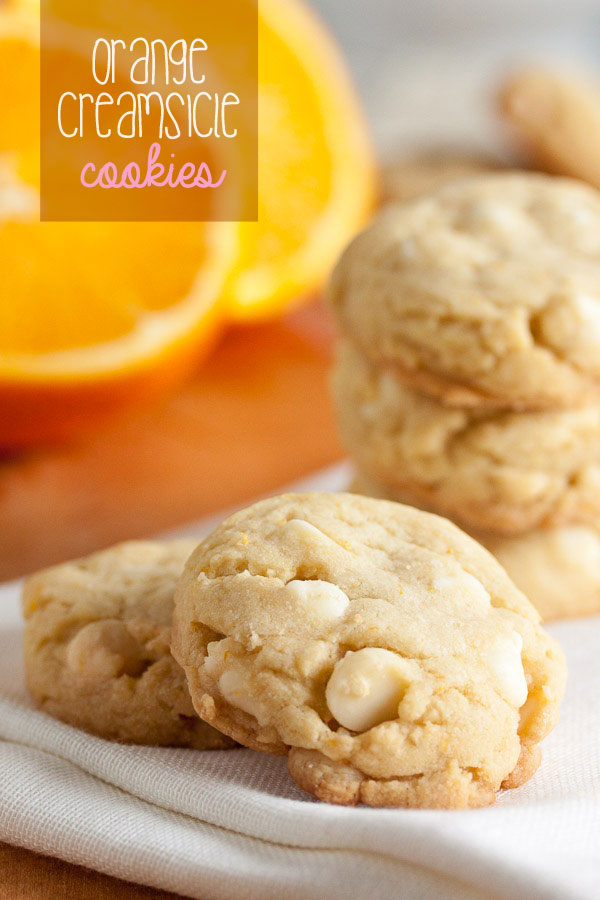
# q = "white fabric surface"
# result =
<box><xmin>1</xmin><ymin>464</ymin><xmax>599</xmax><ymax>900</ymax></box>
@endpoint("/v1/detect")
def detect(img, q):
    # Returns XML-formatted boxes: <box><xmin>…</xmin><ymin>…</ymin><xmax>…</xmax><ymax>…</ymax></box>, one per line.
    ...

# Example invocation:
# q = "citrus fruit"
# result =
<box><xmin>0</xmin><ymin>166</ymin><xmax>238</xmax><ymax>447</ymax></box>
<box><xmin>0</xmin><ymin>0</ymin><xmax>375</xmax><ymax>446</ymax></box>
<box><xmin>225</xmin><ymin>0</ymin><xmax>376</xmax><ymax>320</ymax></box>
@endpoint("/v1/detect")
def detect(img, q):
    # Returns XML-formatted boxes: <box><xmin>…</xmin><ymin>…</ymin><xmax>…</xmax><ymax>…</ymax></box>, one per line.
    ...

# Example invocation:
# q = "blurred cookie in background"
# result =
<box><xmin>381</xmin><ymin>148</ymin><xmax>505</xmax><ymax>203</ymax></box>
<box><xmin>479</xmin><ymin>522</ymin><xmax>600</xmax><ymax>622</ymax></box>
<box><xmin>500</xmin><ymin>67</ymin><xmax>600</xmax><ymax>190</ymax></box>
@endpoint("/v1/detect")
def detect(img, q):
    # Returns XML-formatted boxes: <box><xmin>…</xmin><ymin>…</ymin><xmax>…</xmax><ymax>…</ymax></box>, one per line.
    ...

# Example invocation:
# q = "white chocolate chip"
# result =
<box><xmin>325</xmin><ymin>647</ymin><xmax>410</xmax><ymax>732</ymax></box>
<box><xmin>204</xmin><ymin>639</ymin><xmax>226</xmax><ymax>677</ymax></box>
<box><xmin>570</xmin><ymin>293</ymin><xmax>600</xmax><ymax>341</ymax></box>
<box><xmin>536</xmin><ymin>292</ymin><xmax>600</xmax><ymax>370</ymax></box>
<box><xmin>432</xmin><ymin>571</ymin><xmax>490</xmax><ymax>608</ymax></box>
<box><xmin>66</xmin><ymin>620</ymin><xmax>143</xmax><ymax>681</ymax></box>
<box><xmin>398</xmin><ymin>237</ymin><xmax>418</xmax><ymax>260</ymax></box>
<box><xmin>286</xmin><ymin>580</ymin><xmax>349</xmax><ymax>619</ymax></box>
<box><xmin>359</xmin><ymin>401</ymin><xmax>379</xmax><ymax>422</ymax></box>
<box><xmin>488</xmin><ymin>630</ymin><xmax>528</xmax><ymax>708</ymax></box>
<box><xmin>542</xmin><ymin>683</ymin><xmax>556</xmax><ymax>702</ymax></box>
<box><xmin>218</xmin><ymin>669</ymin><xmax>268</xmax><ymax>723</ymax></box>
<box><xmin>463</xmin><ymin>200</ymin><xmax>530</xmax><ymax>234</ymax></box>
<box><xmin>557</xmin><ymin>525</ymin><xmax>600</xmax><ymax>570</ymax></box>
<box><xmin>380</xmin><ymin>372</ymin><xmax>403</xmax><ymax>406</ymax></box>
<box><xmin>285</xmin><ymin>519</ymin><xmax>328</xmax><ymax>540</ymax></box>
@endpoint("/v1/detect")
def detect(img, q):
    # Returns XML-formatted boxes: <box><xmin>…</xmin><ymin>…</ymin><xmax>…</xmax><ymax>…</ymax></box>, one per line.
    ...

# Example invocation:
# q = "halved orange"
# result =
<box><xmin>0</xmin><ymin>1</ymin><xmax>237</xmax><ymax>447</ymax></box>
<box><xmin>0</xmin><ymin>0</ymin><xmax>375</xmax><ymax>447</ymax></box>
<box><xmin>0</xmin><ymin>166</ymin><xmax>238</xmax><ymax>447</ymax></box>
<box><xmin>225</xmin><ymin>0</ymin><xmax>376</xmax><ymax>320</ymax></box>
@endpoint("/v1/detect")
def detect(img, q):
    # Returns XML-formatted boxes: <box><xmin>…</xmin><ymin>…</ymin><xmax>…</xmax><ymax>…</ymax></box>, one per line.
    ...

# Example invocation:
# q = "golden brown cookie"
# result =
<box><xmin>329</xmin><ymin>173</ymin><xmax>600</xmax><ymax>409</ymax></box>
<box><xmin>500</xmin><ymin>68</ymin><xmax>600</xmax><ymax>190</ymax></box>
<box><xmin>23</xmin><ymin>540</ymin><xmax>233</xmax><ymax>748</ymax></box>
<box><xmin>333</xmin><ymin>341</ymin><xmax>600</xmax><ymax>534</ymax></box>
<box><xmin>173</xmin><ymin>492</ymin><xmax>566</xmax><ymax>808</ymax></box>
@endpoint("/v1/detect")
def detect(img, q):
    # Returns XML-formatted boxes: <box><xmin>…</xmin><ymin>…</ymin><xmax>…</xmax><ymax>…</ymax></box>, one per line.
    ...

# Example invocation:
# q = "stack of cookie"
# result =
<box><xmin>329</xmin><ymin>171</ymin><xmax>600</xmax><ymax>620</ymax></box>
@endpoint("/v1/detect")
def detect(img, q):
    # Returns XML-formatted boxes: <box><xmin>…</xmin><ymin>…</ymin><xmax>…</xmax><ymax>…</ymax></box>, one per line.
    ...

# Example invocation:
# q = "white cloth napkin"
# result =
<box><xmin>1</xmin><ymin>464</ymin><xmax>599</xmax><ymax>900</ymax></box>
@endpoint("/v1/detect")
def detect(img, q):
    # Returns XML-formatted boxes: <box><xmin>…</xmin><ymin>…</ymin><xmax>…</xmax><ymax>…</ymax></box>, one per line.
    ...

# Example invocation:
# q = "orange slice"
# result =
<box><xmin>0</xmin><ymin>166</ymin><xmax>237</xmax><ymax>447</ymax></box>
<box><xmin>0</xmin><ymin>0</ymin><xmax>39</xmax><ymax>185</ymax></box>
<box><xmin>224</xmin><ymin>0</ymin><xmax>376</xmax><ymax>320</ymax></box>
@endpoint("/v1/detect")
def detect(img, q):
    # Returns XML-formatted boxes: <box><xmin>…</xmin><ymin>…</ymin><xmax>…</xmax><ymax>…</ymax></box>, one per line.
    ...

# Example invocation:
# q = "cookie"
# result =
<box><xmin>479</xmin><ymin>524</ymin><xmax>600</xmax><ymax>622</ymax></box>
<box><xmin>500</xmin><ymin>68</ymin><xmax>600</xmax><ymax>191</ymax></box>
<box><xmin>23</xmin><ymin>540</ymin><xmax>233</xmax><ymax>748</ymax></box>
<box><xmin>329</xmin><ymin>172</ymin><xmax>600</xmax><ymax>409</ymax></box>
<box><xmin>350</xmin><ymin>471</ymin><xmax>600</xmax><ymax>621</ymax></box>
<box><xmin>382</xmin><ymin>149</ymin><xmax>501</xmax><ymax>204</ymax></box>
<box><xmin>333</xmin><ymin>341</ymin><xmax>600</xmax><ymax>534</ymax></box>
<box><xmin>349</xmin><ymin>469</ymin><xmax>438</xmax><ymax>512</ymax></box>
<box><xmin>172</xmin><ymin>492</ymin><xmax>566</xmax><ymax>808</ymax></box>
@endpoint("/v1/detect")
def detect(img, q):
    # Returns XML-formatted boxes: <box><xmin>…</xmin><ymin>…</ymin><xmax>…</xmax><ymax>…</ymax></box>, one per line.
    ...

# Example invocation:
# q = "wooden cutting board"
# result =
<box><xmin>0</xmin><ymin>300</ymin><xmax>344</xmax><ymax>900</ymax></box>
<box><xmin>0</xmin><ymin>300</ymin><xmax>343</xmax><ymax>582</ymax></box>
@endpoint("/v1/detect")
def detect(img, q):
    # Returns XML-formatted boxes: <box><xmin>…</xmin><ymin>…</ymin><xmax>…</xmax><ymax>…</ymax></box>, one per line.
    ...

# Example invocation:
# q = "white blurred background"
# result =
<box><xmin>315</xmin><ymin>0</ymin><xmax>600</xmax><ymax>155</ymax></box>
